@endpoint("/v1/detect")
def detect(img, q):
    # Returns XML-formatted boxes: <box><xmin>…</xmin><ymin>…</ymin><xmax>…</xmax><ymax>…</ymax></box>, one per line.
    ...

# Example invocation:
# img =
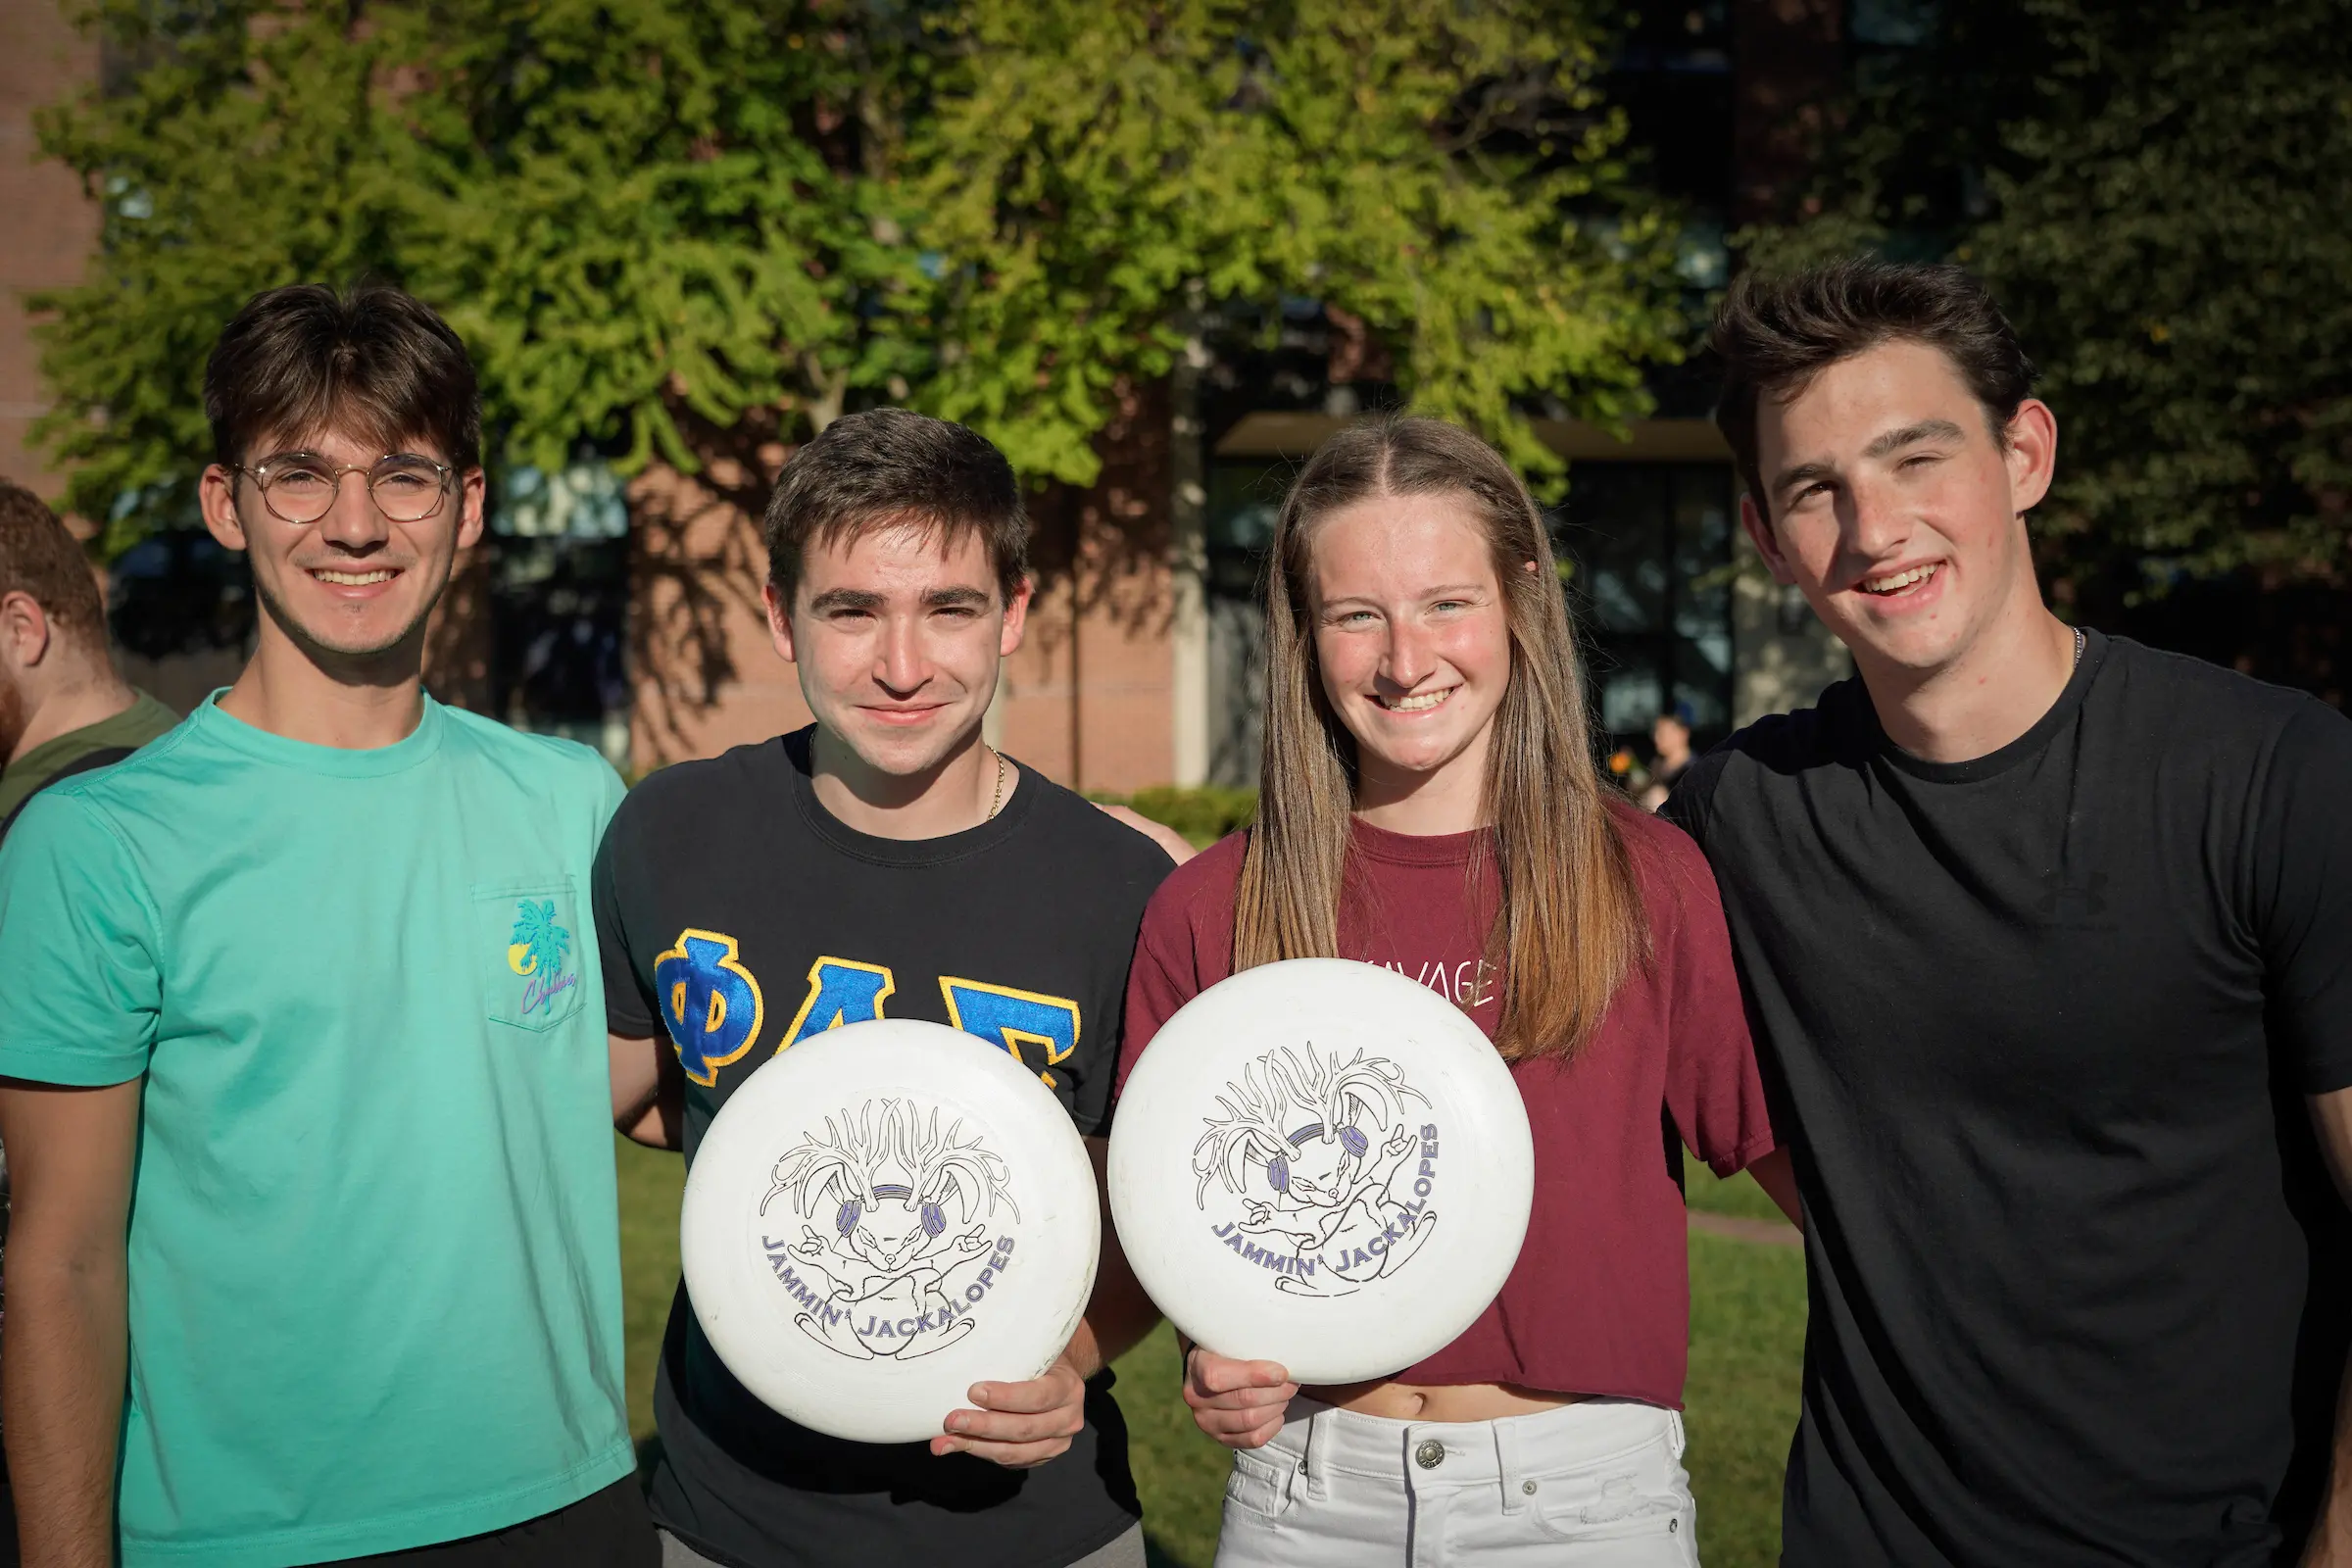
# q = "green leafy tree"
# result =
<box><xmin>1742</xmin><ymin>0</ymin><xmax>2352</xmax><ymax>603</ymax></box>
<box><xmin>34</xmin><ymin>0</ymin><xmax>916</xmax><ymax>550</ymax></box>
<box><xmin>401</xmin><ymin>0</ymin><xmax>929</xmax><ymax>480</ymax></box>
<box><xmin>30</xmin><ymin>0</ymin><xmax>1681</xmax><ymax>552</ymax></box>
<box><xmin>31</xmin><ymin>1</ymin><xmax>416</xmax><ymax>555</ymax></box>
<box><xmin>912</xmin><ymin>0</ymin><xmax>1684</xmax><ymax>486</ymax></box>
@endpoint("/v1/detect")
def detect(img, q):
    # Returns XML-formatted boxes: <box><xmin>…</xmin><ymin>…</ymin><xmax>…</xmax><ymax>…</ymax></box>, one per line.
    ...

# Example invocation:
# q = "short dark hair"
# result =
<box><xmin>762</xmin><ymin>410</ymin><xmax>1028</xmax><ymax>605</ymax></box>
<box><xmin>205</xmin><ymin>282</ymin><xmax>481</xmax><ymax>472</ymax></box>
<box><xmin>0</xmin><ymin>480</ymin><xmax>106</xmax><ymax>648</ymax></box>
<box><xmin>1710</xmin><ymin>258</ymin><xmax>2037</xmax><ymax>512</ymax></box>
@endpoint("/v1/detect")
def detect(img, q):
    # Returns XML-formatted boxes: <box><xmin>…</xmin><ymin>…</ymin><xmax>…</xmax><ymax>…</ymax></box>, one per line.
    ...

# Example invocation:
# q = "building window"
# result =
<box><xmin>1198</xmin><ymin>459</ymin><xmax>1287</xmax><ymax>785</ymax></box>
<box><xmin>1554</xmin><ymin>462</ymin><xmax>1736</xmax><ymax>752</ymax></box>
<box><xmin>110</xmin><ymin>528</ymin><xmax>253</xmax><ymax>663</ymax></box>
<box><xmin>490</xmin><ymin>459</ymin><xmax>631</xmax><ymax>766</ymax></box>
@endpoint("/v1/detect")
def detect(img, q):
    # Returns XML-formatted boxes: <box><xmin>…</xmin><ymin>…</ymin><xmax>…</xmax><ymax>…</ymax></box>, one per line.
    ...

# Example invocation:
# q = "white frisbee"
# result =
<box><xmin>680</xmin><ymin>1018</ymin><xmax>1101</xmax><ymax>1445</ymax></box>
<box><xmin>1109</xmin><ymin>957</ymin><xmax>1534</xmax><ymax>1386</ymax></box>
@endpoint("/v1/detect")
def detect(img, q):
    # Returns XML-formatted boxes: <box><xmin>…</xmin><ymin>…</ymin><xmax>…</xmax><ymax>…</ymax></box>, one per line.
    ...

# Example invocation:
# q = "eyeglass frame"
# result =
<box><xmin>225</xmin><ymin>451</ymin><xmax>461</xmax><ymax>526</ymax></box>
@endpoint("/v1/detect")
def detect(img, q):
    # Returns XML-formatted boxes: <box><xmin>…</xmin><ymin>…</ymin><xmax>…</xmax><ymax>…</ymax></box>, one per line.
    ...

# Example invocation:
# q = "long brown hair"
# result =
<box><xmin>1232</xmin><ymin>416</ymin><xmax>1646</xmax><ymax>1061</ymax></box>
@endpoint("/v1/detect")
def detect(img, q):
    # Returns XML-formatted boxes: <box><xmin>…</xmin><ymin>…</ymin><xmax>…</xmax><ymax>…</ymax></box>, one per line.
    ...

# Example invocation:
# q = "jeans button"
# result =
<box><xmin>1414</xmin><ymin>1439</ymin><xmax>1446</xmax><ymax>1470</ymax></box>
<box><xmin>1522</xmin><ymin>1479</ymin><xmax>1538</xmax><ymax>1495</ymax></box>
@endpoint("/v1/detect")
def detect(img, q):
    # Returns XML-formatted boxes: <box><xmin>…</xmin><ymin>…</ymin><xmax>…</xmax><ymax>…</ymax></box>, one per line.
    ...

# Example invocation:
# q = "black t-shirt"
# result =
<box><xmin>1663</xmin><ymin>632</ymin><xmax>2352</xmax><ymax>1566</ymax></box>
<box><xmin>593</xmin><ymin>729</ymin><xmax>1174</xmax><ymax>1568</ymax></box>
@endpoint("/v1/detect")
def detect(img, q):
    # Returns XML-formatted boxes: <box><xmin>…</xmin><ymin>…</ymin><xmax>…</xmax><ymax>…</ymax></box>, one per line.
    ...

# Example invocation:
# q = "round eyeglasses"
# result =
<box><xmin>230</xmin><ymin>454</ymin><xmax>455</xmax><ymax>525</ymax></box>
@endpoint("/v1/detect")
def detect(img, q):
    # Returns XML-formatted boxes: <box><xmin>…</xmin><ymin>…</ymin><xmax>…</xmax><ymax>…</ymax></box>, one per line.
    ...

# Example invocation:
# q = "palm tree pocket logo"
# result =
<box><xmin>477</xmin><ymin>883</ymin><xmax>585</xmax><ymax>1030</ymax></box>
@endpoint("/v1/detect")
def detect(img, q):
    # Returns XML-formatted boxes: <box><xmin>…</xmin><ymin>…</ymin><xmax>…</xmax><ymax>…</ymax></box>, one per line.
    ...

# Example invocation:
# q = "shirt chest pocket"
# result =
<box><xmin>471</xmin><ymin>878</ymin><xmax>587</xmax><ymax>1033</ymax></box>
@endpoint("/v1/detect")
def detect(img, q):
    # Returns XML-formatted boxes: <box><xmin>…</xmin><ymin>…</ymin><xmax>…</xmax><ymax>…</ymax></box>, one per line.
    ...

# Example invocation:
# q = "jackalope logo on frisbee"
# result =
<box><xmin>758</xmin><ymin>1101</ymin><xmax>1021</xmax><ymax>1360</ymax></box>
<box><xmin>1193</xmin><ymin>1045</ymin><xmax>1439</xmax><ymax>1297</ymax></box>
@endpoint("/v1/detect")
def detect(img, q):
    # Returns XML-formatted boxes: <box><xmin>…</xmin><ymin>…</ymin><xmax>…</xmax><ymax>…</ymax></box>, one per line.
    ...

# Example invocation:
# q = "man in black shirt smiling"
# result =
<box><xmin>1664</xmin><ymin>260</ymin><xmax>2352</xmax><ymax>1564</ymax></box>
<box><xmin>598</xmin><ymin>410</ymin><xmax>1179</xmax><ymax>1568</ymax></box>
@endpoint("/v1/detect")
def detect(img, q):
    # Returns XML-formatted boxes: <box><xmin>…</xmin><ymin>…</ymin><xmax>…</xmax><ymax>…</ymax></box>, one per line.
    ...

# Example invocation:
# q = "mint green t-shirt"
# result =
<box><xmin>0</xmin><ymin>694</ymin><xmax>634</xmax><ymax>1567</ymax></box>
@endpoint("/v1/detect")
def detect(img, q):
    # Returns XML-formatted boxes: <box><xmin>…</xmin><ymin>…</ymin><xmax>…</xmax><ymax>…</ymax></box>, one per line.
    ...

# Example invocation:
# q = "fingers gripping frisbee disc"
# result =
<box><xmin>1109</xmin><ymin>958</ymin><xmax>1534</xmax><ymax>1386</ymax></box>
<box><xmin>681</xmin><ymin>1019</ymin><xmax>1100</xmax><ymax>1445</ymax></box>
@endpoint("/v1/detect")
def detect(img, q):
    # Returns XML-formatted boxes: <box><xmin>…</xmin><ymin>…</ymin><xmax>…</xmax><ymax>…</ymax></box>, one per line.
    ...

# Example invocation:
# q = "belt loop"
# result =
<box><xmin>1494</xmin><ymin>1413</ymin><xmax>1528</xmax><ymax>1516</ymax></box>
<box><xmin>1301</xmin><ymin>1403</ymin><xmax>1333</xmax><ymax>1502</ymax></box>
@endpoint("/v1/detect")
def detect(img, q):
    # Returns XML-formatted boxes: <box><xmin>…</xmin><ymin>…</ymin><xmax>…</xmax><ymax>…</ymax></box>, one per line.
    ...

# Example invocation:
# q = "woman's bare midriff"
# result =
<box><xmin>1305</xmin><ymin>1380</ymin><xmax>1585</xmax><ymax>1423</ymax></box>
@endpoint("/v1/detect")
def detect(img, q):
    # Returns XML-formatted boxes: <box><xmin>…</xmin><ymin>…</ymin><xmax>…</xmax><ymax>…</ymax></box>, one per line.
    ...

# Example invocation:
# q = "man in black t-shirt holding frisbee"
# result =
<box><xmin>599</xmin><ymin>411</ymin><xmax>1181</xmax><ymax>1568</ymax></box>
<box><xmin>1663</xmin><ymin>260</ymin><xmax>2352</xmax><ymax>1564</ymax></box>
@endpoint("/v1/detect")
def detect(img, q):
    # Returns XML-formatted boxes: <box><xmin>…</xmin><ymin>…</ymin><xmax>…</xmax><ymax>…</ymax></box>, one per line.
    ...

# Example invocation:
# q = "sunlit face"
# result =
<box><xmin>769</xmin><ymin>522</ymin><xmax>1029</xmax><ymax>780</ymax></box>
<box><xmin>1744</xmin><ymin>339</ymin><xmax>2055</xmax><ymax>679</ymax></box>
<box><xmin>1309</xmin><ymin>492</ymin><xmax>1512</xmax><ymax>798</ymax></box>
<box><xmin>200</xmin><ymin>425</ymin><xmax>484</xmax><ymax>662</ymax></box>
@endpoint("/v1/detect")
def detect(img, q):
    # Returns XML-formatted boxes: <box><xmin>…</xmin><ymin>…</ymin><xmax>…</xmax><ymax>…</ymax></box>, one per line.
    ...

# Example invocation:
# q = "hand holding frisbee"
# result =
<box><xmin>681</xmin><ymin>1018</ymin><xmax>1101</xmax><ymax>1446</ymax></box>
<box><xmin>1181</xmin><ymin>1345</ymin><xmax>1297</xmax><ymax>1450</ymax></box>
<box><xmin>1109</xmin><ymin>958</ymin><xmax>1536</xmax><ymax>1387</ymax></box>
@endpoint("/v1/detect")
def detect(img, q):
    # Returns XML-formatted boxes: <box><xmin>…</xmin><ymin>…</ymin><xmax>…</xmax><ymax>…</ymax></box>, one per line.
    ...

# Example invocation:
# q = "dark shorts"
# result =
<box><xmin>658</xmin><ymin>1522</ymin><xmax>1147</xmax><ymax>1568</ymax></box>
<box><xmin>325</xmin><ymin>1475</ymin><xmax>658</xmax><ymax>1567</ymax></box>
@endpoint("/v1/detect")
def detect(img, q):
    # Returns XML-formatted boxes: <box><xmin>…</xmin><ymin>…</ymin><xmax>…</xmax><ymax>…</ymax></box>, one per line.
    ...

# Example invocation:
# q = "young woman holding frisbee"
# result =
<box><xmin>1114</xmin><ymin>416</ymin><xmax>1794</xmax><ymax>1564</ymax></box>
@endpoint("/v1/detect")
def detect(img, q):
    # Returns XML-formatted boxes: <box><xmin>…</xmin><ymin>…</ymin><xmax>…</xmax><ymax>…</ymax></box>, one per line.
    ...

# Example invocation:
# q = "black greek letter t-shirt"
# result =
<box><xmin>1662</xmin><ymin>632</ymin><xmax>2352</xmax><ymax>1566</ymax></box>
<box><xmin>592</xmin><ymin>729</ymin><xmax>1173</xmax><ymax>1568</ymax></box>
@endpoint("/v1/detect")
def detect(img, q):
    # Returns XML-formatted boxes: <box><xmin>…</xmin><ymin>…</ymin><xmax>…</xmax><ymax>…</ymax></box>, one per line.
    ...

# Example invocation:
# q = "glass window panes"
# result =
<box><xmin>1555</xmin><ymin>462</ymin><xmax>1738</xmax><ymax>755</ymax></box>
<box><xmin>490</xmin><ymin>536</ymin><xmax>630</xmax><ymax>766</ymax></box>
<box><xmin>1205</xmin><ymin>461</ymin><xmax>1288</xmax><ymax>601</ymax></box>
<box><xmin>496</xmin><ymin>460</ymin><xmax>629</xmax><ymax>540</ymax></box>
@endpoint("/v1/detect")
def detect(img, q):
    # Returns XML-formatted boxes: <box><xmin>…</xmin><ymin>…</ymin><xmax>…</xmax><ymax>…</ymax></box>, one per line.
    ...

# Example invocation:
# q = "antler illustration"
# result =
<box><xmin>1192</xmin><ymin>1050</ymin><xmax>1301</xmax><ymax>1204</ymax></box>
<box><xmin>1190</xmin><ymin>1045</ymin><xmax>1426</xmax><ymax>1207</ymax></box>
<box><xmin>1320</xmin><ymin>1050</ymin><xmax>1427</xmax><ymax>1134</ymax></box>
<box><xmin>901</xmin><ymin>1102</ymin><xmax>1019</xmax><ymax>1226</ymax></box>
<box><xmin>762</xmin><ymin>1103</ymin><xmax>886</xmax><ymax>1217</ymax></box>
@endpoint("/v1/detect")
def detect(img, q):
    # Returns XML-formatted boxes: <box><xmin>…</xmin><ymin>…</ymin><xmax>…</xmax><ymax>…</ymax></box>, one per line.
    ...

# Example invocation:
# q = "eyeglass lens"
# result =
<box><xmin>262</xmin><ymin>457</ymin><xmax>447</xmax><ymax>523</ymax></box>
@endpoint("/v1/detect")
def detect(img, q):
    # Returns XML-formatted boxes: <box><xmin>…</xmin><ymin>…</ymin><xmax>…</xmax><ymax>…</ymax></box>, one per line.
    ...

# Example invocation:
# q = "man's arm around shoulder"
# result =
<box><xmin>1091</xmin><ymin>803</ymin><xmax>1196</xmax><ymax>866</ymax></box>
<box><xmin>0</xmin><ymin>1075</ymin><xmax>142</xmax><ymax>1568</ymax></box>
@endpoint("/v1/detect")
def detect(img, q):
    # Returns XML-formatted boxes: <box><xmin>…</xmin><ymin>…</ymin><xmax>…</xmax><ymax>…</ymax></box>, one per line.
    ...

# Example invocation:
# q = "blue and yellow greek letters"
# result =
<box><xmin>939</xmin><ymin>977</ymin><xmax>1080</xmax><ymax>1088</ymax></box>
<box><xmin>654</xmin><ymin>929</ymin><xmax>765</xmax><ymax>1086</ymax></box>
<box><xmin>780</xmin><ymin>957</ymin><xmax>898</xmax><ymax>1049</ymax></box>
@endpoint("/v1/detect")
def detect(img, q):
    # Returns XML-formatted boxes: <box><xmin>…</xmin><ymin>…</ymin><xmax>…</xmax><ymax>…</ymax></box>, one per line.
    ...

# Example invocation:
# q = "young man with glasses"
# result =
<box><xmin>1663</xmin><ymin>259</ymin><xmax>2352</xmax><ymax>1563</ymax></box>
<box><xmin>0</xmin><ymin>283</ymin><xmax>656</xmax><ymax>1567</ymax></box>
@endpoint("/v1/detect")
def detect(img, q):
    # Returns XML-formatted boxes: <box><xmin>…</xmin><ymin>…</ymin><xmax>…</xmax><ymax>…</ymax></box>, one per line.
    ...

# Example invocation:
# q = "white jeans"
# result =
<box><xmin>1212</xmin><ymin>1397</ymin><xmax>1700</xmax><ymax>1568</ymax></box>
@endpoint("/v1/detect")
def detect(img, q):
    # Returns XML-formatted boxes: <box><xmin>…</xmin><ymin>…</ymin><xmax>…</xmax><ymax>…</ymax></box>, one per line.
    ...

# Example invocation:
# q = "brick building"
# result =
<box><xmin>0</xmin><ymin>0</ymin><xmax>96</xmax><ymax>501</ymax></box>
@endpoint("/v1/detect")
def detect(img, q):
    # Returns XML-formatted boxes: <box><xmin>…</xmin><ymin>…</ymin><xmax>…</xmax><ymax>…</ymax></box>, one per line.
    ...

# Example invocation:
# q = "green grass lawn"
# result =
<box><xmin>616</xmin><ymin>1140</ymin><xmax>1804</xmax><ymax>1567</ymax></box>
<box><xmin>616</xmin><ymin>1137</ymin><xmax>685</xmax><ymax>1446</ymax></box>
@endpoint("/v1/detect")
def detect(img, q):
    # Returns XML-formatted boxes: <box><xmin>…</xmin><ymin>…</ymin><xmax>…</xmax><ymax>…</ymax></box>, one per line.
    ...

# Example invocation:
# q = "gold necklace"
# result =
<box><xmin>985</xmin><ymin>746</ymin><xmax>1007</xmax><ymax>822</ymax></box>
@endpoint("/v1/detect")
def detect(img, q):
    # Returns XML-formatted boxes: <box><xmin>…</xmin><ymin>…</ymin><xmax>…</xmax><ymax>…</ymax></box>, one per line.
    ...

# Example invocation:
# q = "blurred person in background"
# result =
<box><xmin>1666</xmin><ymin>258</ymin><xmax>2352</xmax><ymax>1565</ymax></box>
<box><xmin>0</xmin><ymin>481</ymin><xmax>175</xmax><ymax>841</ymax></box>
<box><xmin>0</xmin><ymin>482</ymin><xmax>176</xmax><ymax>1562</ymax></box>
<box><xmin>1635</xmin><ymin>704</ymin><xmax>1694</xmax><ymax>813</ymax></box>
<box><xmin>1121</xmin><ymin>416</ymin><xmax>1793</xmax><ymax>1565</ymax></box>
